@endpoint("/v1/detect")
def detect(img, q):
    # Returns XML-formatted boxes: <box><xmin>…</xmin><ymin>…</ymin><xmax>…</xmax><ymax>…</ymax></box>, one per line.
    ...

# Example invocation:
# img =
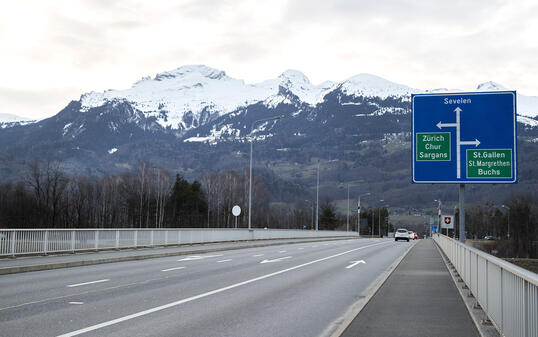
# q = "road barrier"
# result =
<box><xmin>0</xmin><ymin>228</ymin><xmax>358</xmax><ymax>257</ymax></box>
<box><xmin>433</xmin><ymin>234</ymin><xmax>538</xmax><ymax>337</ymax></box>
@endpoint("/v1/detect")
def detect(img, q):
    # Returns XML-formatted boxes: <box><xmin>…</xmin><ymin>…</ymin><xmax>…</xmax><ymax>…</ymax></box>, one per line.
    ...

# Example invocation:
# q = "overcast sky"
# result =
<box><xmin>1</xmin><ymin>0</ymin><xmax>537</xmax><ymax>120</ymax></box>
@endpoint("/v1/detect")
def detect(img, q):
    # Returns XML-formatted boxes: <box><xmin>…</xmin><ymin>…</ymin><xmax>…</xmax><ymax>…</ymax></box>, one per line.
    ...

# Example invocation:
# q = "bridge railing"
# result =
<box><xmin>433</xmin><ymin>234</ymin><xmax>538</xmax><ymax>337</ymax></box>
<box><xmin>0</xmin><ymin>228</ymin><xmax>358</xmax><ymax>257</ymax></box>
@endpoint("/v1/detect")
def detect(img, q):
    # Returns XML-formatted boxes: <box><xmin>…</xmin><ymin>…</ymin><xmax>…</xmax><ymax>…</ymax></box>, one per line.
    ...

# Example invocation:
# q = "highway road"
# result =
<box><xmin>0</xmin><ymin>238</ymin><xmax>413</xmax><ymax>337</ymax></box>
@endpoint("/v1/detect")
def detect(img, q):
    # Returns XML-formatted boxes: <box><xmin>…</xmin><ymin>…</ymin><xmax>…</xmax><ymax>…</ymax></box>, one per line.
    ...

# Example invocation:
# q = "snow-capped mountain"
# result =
<box><xmin>81</xmin><ymin>65</ymin><xmax>336</xmax><ymax>132</ymax></box>
<box><xmin>79</xmin><ymin>65</ymin><xmax>538</xmax><ymax>133</ymax></box>
<box><xmin>0</xmin><ymin>64</ymin><xmax>537</xmax><ymax>200</ymax></box>
<box><xmin>79</xmin><ymin>65</ymin><xmax>420</xmax><ymax>133</ymax></box>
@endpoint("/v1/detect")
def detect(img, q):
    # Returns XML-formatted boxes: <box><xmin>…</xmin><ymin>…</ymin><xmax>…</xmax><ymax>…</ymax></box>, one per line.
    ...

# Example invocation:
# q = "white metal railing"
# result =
<box><xmin>0</xmin><ymin>228</ymin><xmax>358</xmax><ymax>257</ymax></box>
<box><xmin>434</xmin><ymin>234</ymin><xmax>538</xmax><ymax>337</ymax></box>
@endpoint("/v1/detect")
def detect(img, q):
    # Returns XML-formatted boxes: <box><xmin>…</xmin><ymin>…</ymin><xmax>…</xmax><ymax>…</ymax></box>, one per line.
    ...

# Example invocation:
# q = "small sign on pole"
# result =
<box><xmin>441</xmin><ymin>215</ymin><xmax>454</xmax><ymax>229</ymax></box>
<box><xmin>232</xmin><ymin>205</ymin><xmax>241</xmax><ymax>229</ymax></box>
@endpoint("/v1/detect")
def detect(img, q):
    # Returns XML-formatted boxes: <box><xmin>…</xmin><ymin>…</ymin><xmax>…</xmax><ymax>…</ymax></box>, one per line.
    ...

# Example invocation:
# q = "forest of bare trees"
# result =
<box><xmin>0</xmin><ymin>160</ymin><xmax>348</xmax><ymax>230</ymax></box>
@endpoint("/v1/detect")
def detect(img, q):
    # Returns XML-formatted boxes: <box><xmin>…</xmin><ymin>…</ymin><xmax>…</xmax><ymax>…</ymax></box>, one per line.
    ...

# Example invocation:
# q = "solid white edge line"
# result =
<box><xmin>57</xmin><ymin>241</ymin><xmax>390</xmax><ymax>337</ymax></box>
<box><xmin>161</xmin><ymin>267</ymin><xmax>186</xmax><ymax>272</ymax></box>
<box><xmin>67</xmin><ymin>279</ymin><xmax>110</xmax><ymax>288</ymax></box>
<box><xmin>216</xmin><ymin>259</ymin><xmax>232</xmax><ymax>263</ymax></box>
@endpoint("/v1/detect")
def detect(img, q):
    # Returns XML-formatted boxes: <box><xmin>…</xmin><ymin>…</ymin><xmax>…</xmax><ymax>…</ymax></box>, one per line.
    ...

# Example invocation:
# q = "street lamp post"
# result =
<box><xmin>357</xmin><ymin>193</ymin><xmax>370</xmax><ymax>235</ymax></box>
<box><xmin>453</xmin><ymin>205</ymin><xmax>458</xmax><ymax>239</ymax></box>
<box><xmin>384</xmin><ymin>204</ymin><xmax>390</xmax><ymax>236</ymax></box>
<box><xmin>248</xmin><ymin>115</ymin><xmax>284</xmax><ymax>230</ymax></box>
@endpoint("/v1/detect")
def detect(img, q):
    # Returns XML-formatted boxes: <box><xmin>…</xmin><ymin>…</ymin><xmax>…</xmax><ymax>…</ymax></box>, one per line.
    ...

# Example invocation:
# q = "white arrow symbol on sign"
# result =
<box><xmin>260</xmin><ymin>256</ymin><xmax>292</xmax><ymax>264</ymax></box>
<box><xmin>460</xmin><ymin>139</ymin><xmax>481</xmax><ymax>147</ymax></box>
<box><xmin>435</xmin><ymin>106</ymin><xmax>481</xmax><ymax>178</ymax></box>
<box><xmin>346</xmin><ymin>260</ymin><xmax>366</xmax><ymax>269</ymax></box>
<box><xmin>436</xmin><ymin>121</ymin><xmax>458</xmax><ymax>129</ymax></box>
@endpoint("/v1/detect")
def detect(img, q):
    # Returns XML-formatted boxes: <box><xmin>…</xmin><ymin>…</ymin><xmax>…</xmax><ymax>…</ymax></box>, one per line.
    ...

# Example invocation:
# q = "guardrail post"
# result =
<box><xmin>134</xmin><ymin>231</ymin><xmax>138</xmax><ymax>249</ymax></box>
<box><xmin>43</xmin><ymin>230</ymin><xmax>48</xmax><ymax>255</ymax></box>
<box><xmin>10</xmin><ymin>231</ymin><xmax>16</xmax><ymax>257</ymax></box>
<box><xmin>165</xmin><ymin>230</ymin><xmax>168</xmax><ymax>246</ymax></box>
<box><xmin>95</xmin><ymin>230</ymin><xmax>99</xmax><ymax>251</ymax></box>
<box><xmin>115</xmin><ymin>230</ymin><xmax>120</xmax><ymax>250</ymax></box>
<box><xmin>71</xmin><ymin>230</ymin><xmax>75</xmax><ymax>253</ymax></box>
<box><xmin>524</xmin><ymin>281</ymin><xmax>529</xmax><ymax>337</ymax></box>
<box><xmin>150</xmin><ymin>230</ymin><xmax>154</xmax><ymax>247</ymax></box>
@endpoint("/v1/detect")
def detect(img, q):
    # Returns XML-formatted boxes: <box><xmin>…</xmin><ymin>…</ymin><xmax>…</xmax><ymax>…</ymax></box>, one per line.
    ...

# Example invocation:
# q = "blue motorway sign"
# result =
<box><xmin>412</xmin><ymin>91</ymin><xmax>517</xmax><ymax>184</ymax></box>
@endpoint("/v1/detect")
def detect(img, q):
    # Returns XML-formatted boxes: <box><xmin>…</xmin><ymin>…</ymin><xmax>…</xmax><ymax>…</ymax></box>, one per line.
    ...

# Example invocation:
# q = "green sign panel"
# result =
<box><xmin>416</xmin><ymin>132</ymin><xmax>450</xmax><ymax>161</ymax></box>
<box><xmin>467</xmin><ymin>149</ymin><xmax>512</xmax><ymax>178</ymax></box>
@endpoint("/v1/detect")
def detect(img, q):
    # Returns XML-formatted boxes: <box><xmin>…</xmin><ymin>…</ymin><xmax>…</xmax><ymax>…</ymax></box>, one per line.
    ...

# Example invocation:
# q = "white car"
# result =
<box><xmin>395</xmin><ymin>228</ymin><xmax>410</xmax><ymax>242</ymax></box>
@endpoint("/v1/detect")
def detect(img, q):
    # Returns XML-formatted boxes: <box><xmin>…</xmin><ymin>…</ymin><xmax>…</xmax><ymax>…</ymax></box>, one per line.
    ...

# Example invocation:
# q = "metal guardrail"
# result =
<box><xmin>434</xmin><ymin>234</ymin><xmax>538</xmax><ymax>337</ymax></box>
<box><xmin>0</xmin><ymin>228</ymin><xmax>358</xmax><ymax>257</ymax></box>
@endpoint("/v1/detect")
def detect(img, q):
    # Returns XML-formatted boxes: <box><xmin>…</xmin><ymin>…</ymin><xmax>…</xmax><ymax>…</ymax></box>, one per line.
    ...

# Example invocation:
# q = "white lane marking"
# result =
<box><xmin>67</xmin><ymin>279</ymin><xmax>110</xmax><ymax>288</ymax></box>
<box><xmin>311</xmin><ymin>245</ymin><xmax>318</xmax><ymax>248</ymax></box>
<box><xmin>252</xmin><ymin>254</ymin><xmax>264</xmax><ymax>257</ymax></box>
<box><xmin>177</xmin><ymin>254</ymin><xmax>223</xmax><ymax>262</ymax></box>
<box><xmin>161</xmin><ymin>267</ymin><xmax>186</xmax><ymax>272</ymax></box>
<box><xmin>297</xmin><ymin>248</ymin><xmax>304</xmax><ymax>250</ymax></box>
<box><xmin>346</xmin><ymin>260</ymin><xmax>366</xmax><ymax>269</ymax></box>
<box><xmin>260</xmin><ymin>256</ymin><xmax>292</xmax><ymax>264</ymax></box>
<box><xmin>323</xmin><ymin>244</ymin><xmax>329</xmax><ymax>246</ymax></box>
<box><xmin>69</xmin><ymin>302</ymin><xmax>84</xmax><ymax>305</ymax></box>
<box><xmin>217</xmin><ymin>259</ymin><xmax>232</xmax><ymax>263</ymax></box>
<box><xmin>278</xmin><ymin>250</ymin><xmax>287</xmax><ymax>253</ymax></box>
<box><xmin>56</xmin><ymin>241</ymin><xmax>390</xmax><ymax>337</ymax></box>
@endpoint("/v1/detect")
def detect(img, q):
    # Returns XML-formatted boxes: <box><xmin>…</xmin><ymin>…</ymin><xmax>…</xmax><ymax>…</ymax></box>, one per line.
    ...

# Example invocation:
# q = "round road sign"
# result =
<box><xmin>232</xmin><ymin>205</ymin><xmax>241</xmax><ymax>217</ymax></box>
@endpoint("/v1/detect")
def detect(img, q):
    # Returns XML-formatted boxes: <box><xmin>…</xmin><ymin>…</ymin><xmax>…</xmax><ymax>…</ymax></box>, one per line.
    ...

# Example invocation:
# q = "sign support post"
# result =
<box><xmin>232</xmin><ymin>205</ymin><xmax>241</xmax><ymax>229</ymax></box>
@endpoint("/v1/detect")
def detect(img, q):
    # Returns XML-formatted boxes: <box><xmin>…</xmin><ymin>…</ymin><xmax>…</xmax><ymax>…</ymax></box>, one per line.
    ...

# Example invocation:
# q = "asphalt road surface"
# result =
<box><xmin>0</xmin><ymin>238</ymin><xmax>413</xmax><ymax>337</ymax></box>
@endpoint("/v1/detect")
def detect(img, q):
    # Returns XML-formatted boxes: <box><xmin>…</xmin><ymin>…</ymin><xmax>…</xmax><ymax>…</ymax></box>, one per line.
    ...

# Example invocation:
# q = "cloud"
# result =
<box><xmin>0</xmin><ymin>0</ymin><xmax>537</xmax><ymax>119</ymax></box>
<box><xmin>0</xmin><ymin>87</ymin><xmax>79</xmax><ymax>119</ymax></box>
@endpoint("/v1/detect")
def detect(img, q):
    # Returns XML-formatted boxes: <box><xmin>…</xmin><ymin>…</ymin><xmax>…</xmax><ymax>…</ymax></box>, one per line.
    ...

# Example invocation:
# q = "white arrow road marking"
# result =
<box><xmin>161</xmin><ymin>267</ymin><xmax>186</xmax><ymax>272</ymax></box>
<box><xmin>260</xmin><ymin>256</ymin><xmax>292</xmax><ymax>264</ymax></box>
<box><xmin>67</xmin><ymin>279</ymin><xmax>110</xmax><ymax>288</ymax></box>
<box><xmin>69</xmin><ymin>302</ymin><xmax>84</xmax><ymax>305</ymax></box>
<box><xmin>177</xmin><ymin>254</ymin><xmax>223</xmax><ymax>262</ymax></box>
<box><xmin>346</xmin><ymin>260</ymin><xmax>366</xmax><ymax>269</ymax></box>
<box><xmin>217</xmin><ymin>259</ymin><xmax>232</xmax><ymax>263</ymax></box>
<box><xmin>56</xmin><ymin>241</ymin><xmax>390</xmax><ymax>337</ymax></box>
<box><xmin>460</xmin><ymin>139</ymin><xmax>480</xmax><ymax>147</ymax></box>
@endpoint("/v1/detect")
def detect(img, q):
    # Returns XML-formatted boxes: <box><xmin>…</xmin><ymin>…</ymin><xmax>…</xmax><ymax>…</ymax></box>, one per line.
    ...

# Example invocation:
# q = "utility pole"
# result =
<box><xmin>316</xmin><ymin>162</ymin><xmax>320</xmax><ymax>231</ymax></box>
<box><xmin>248</xmin><ymin>115</ymin><xmax>284</xmax><ymax>230</ymax></box>
<box><xmin>346</xmin><ymin>185</ymin><xmax>350</xmax><ymax>232</ymax></box>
